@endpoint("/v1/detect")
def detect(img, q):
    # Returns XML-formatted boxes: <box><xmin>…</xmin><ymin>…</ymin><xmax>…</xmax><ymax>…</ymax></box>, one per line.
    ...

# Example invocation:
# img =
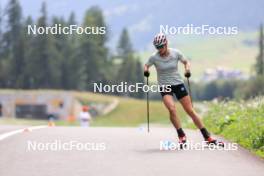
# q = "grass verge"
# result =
<box><xmin>200</xmin><ymin>97</ymin><xmax>264</xmax><ymax>158</ymax></box>
<box><xmin>76</xmin><ymin>93</ymin><xmax>188</xmax><ymax>127</ymax></box>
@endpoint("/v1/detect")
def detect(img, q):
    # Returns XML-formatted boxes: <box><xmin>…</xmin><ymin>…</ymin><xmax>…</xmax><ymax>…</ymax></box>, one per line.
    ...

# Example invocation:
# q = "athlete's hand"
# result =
<box><xmin>184</xmin><ymin>71</ymin><xmax>191</xmax><ymax>78</ymax></box>
<box><xmin>144</xmin><ymin>70</ymin><xmax>150</xmax><ymax>77</ymax></box>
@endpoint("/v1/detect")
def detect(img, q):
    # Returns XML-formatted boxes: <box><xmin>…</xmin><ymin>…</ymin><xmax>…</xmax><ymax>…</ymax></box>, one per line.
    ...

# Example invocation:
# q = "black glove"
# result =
<box><xmin>184</xmin><ymin>71</ymin><xmax>191</xmax><ymax>78</ymax></box>
<box><xmin>144</xmin><ymin>71</ymin><xmax>150</xmax><ymax>77</ymax></box>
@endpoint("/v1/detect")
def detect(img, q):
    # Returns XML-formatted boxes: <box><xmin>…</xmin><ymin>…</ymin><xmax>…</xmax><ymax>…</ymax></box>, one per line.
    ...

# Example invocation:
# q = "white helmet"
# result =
<box><xmin>153</xmin><ymin>33</ymin><xmax>167</xmax><ymax>48</ymax></box>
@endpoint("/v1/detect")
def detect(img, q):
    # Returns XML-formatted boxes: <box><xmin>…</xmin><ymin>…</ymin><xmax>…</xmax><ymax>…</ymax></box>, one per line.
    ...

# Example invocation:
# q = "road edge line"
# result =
<box><xmin>0</xmin><ymin>125</ymin><xmax>48</xmax><ymax>141</ymax></box>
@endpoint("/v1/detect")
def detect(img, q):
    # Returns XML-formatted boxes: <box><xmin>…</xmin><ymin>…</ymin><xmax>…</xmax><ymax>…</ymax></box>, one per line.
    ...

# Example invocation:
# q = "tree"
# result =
<box><xmin>29</xmin><ymin>2</ymin><xmax>60</xmax><ymax>88</ymax></box>
<box><xmin>78</xmin><ymin>6</ymin><xmax>108</xmax><ymax>90</ymax></box>
<box><xmin>116</xmin><ymin>28</ymin><xmax>144</xmax><ymax>98</ymax></box>
<box><xmin>51</xmin><ymin>14</ymin><xmax>81</xmax><ymax>90</ymax></box>
<box><xmin>52</xmin><ymin>16</ymin><xmax>69</xmax><ymax>89</ymax></box>
<box><xmin>255</xmin><ymin>24</ymin><xmax>264</xmax><ymax>75</ymax></box>
<box><xmin>0</xmin><ymin>4</ymin><xmax>2</xmax><ymax>43</ymax></box>
<box><xmin>66</xmin><ymin>12</ymin><xmax>83</xmax><ymax>89</ymax></box>
<box><xmin>117</xmin><ymin>28</ymin><xmax>133</xmax><ymax>59</ymax></box>
<box><xmin>202</xmin><ymin>81</ymin><xmax>218</xmax><ymax>100</ymax></box>
<box><xmin>235</xmin><ymin>77</ymin><xmax>264</xmax><ymax>99</ymax></box>
<box><xmin>0</xmin><ymin>4</ymin><xmax>6</xmax><ymax>87</ymax></box>
<box><xmin>5</xmin><ymin>0</ymin><xmax>26</xmax><ymax>88</ymax></box>
<box><xmin>22</xmin><ymin>16</ymin><xmax>35</xmax><ymax>88</ymax></box>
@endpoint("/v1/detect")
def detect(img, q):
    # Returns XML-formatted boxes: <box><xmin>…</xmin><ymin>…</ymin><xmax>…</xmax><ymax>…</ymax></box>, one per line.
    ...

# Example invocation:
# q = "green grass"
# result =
<box><xmin>73</xmin><ymin>91</ymin><xmax>116</xmax><ymax>104</ymax></box>
<box><xmin>200</xmin><ymin>97</ymin><xmax>264</xmax><ymax>158</ymax></box>
<box><xmin>75</xmin><ymin>93</ymin><xmax>188</xmax><ymax>127</ymax></box>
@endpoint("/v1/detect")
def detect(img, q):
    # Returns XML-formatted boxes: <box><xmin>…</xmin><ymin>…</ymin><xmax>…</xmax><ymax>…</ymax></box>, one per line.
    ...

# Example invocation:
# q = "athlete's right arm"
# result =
<box><xmin>144</xmin><ymin>56</ymin><xmax>154</xmax><ymax>77</ymax></box>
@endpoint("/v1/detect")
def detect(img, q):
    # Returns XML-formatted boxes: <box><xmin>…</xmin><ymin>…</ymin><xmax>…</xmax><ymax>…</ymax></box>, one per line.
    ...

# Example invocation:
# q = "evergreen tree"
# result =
<box><xmin>116</xmin><ymin>28</ymin><xmax>144</xmax><ymax>98</ymax></box>
<box><xmin>78</xmin><ymin>6</ymin><xmax>108</xmax><ymax>90</ymax></box>
<box><xmin>202</xmin><ymin>81</ymin><xmax>218</xmax><ymax>100</ymax></box>
<box><xmin>68</xmin><ymin>12</ymin><xmax>77</xmax><ymax>43</ymax></box>
<box><xmin>117</xmin><ymin>28</ymin><xmax>133</xmax><ymax>59</ymax></box>
<box><xmin>0</xmin><ymin>4</ymin><xmax>2</xmax><ymax>43</ymax></box>
<box><xmin>52</xmin><ymin>16</ymin><xmax>69</xmax><ymax>89</ymax></box>
<box><xmin>66</xmin><ymin>12</ymin><xmax>84</xmax><ymax>90</ymax></box>
<box><xmin>22</xmin><ymin>16</ymin><xmax>35</xmax><ymax>88</ymax></box>
<box><xmin>116</xmin><ymin>28</ymin><xmax>134</xmax><ymax>83</ymax></box>
<box><xmin>0</xmin><ymin>4</ymin><xmax>5</xmax><ymax>86</ymax></box>
<box><xmin>0</xmin><ymin>3</ymin><xmax>10</xmax><ymax>88</ymax></box>
<box><xmin>5</xmin><ymin>0</ymin><xmax>25</xmax><ymax>88</ymax></box>
<box><xmin>30</xmin><ymin>2</ymin><xmax>59</xmax><ymax>88</ymax></box>
<box><xmin>0</xmin><ymin>2</ymin><xmax>141</xmax><ymax>92</ymax></box>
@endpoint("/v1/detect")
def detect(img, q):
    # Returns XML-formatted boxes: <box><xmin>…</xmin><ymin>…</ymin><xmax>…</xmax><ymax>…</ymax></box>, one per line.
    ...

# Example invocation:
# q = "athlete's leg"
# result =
<box><xmin>179</xmin><ymin>95</ymin><xmax>204</xmax><ymax>129</ymax></box>
<box><xmin>162</xmin><ymin>95</ymin><xmax>182</xmax><ymax>130</ymax></box>
<box><xmin>179</xmin><ymin>95</ymin><xmax>216</xmax><ymax>140</ymax></box>
<box><xmin>161</xmin><ymin>88</ymin><xmax>186</xmax><ymax>143</ymax></box>
<box><xmin>179</xmin><ymin>95</ymin><xmax>224</xmax><ymax>146</ymax></box>
<box><xmin>162</xmin><ymin>94</ymin><xmax>186</xmax><ymax>142</ymax></box>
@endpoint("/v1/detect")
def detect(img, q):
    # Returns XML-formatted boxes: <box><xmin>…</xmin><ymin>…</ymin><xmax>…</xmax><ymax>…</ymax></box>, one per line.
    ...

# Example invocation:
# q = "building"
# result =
<box><xmin>0</xmin><ymin>91</ymin><xmax>82</xmax><ymax>120</ymax></box>
<box><xmin>201</xmin><ymin>67</ymin><xmax>249</xmax><ymax>82</ymax></box>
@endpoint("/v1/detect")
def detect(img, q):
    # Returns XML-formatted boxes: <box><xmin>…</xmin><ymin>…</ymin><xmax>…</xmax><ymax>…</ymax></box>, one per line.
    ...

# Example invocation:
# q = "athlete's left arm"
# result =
<box><xmin>181</xmin><ymin>59</ymin><xmax>191</xmax><ymax>73</ymax></box>
<box><xmin>177</xmin><ymin>50</ymin><xmax>191</xmax><ymax>73</ymax></box>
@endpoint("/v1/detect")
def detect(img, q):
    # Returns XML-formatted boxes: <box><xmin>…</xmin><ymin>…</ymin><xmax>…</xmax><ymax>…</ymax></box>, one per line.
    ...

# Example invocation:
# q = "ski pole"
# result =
<box><xmin>146</xmin><ymin>76</ymin><xmax>150</xmax><ymax>132</ymax></box>
<box><xmin>186</xmin><ymin>77</ymin><xmax>193</xmax><ymax>107</ymax></box>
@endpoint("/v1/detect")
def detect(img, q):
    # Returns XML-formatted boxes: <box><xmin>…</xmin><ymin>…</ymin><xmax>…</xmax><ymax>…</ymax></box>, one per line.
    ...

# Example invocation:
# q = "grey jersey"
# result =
<box><xmin>146</xmin><ymin>48</ymin><xmax>185</xmax><ymax>86</ymax></box>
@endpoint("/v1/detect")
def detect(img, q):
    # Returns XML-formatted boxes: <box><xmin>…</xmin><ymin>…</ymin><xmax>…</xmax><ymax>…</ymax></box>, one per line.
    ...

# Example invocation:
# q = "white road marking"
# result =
<box><xmin>0</xmin><ymin>125</ymin><xmax>48</xmax><ymax>141</ymax></box>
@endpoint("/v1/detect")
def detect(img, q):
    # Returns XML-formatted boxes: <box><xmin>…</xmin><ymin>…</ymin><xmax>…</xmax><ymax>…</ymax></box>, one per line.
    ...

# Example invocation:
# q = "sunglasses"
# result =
<box><xmin>155</xmin><ymin>44</ymin><xmax>165</xmax><ymax>49</ymax></box>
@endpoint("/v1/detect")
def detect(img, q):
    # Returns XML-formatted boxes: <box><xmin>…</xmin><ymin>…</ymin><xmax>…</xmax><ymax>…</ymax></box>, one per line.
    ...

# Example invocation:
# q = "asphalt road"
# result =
<box><xmin>0</xmin><ymin>126</ymin><xmax>263</xmax><ymax>176</ymax></box>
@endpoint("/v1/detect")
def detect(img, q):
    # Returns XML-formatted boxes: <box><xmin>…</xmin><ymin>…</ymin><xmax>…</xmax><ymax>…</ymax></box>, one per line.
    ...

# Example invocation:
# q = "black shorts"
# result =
<box><xmin>160</xmin><ymin>84</ymin><xmax>188</xmax><ymax>100</ymax></box>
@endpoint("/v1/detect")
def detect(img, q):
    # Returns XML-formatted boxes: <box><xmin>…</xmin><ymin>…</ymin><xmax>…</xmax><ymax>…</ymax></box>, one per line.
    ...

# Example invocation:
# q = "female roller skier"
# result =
<box><xmin>144</xmin><ymin>33</ymin><xmax>224</xmax><ymax>147</ymax></box>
